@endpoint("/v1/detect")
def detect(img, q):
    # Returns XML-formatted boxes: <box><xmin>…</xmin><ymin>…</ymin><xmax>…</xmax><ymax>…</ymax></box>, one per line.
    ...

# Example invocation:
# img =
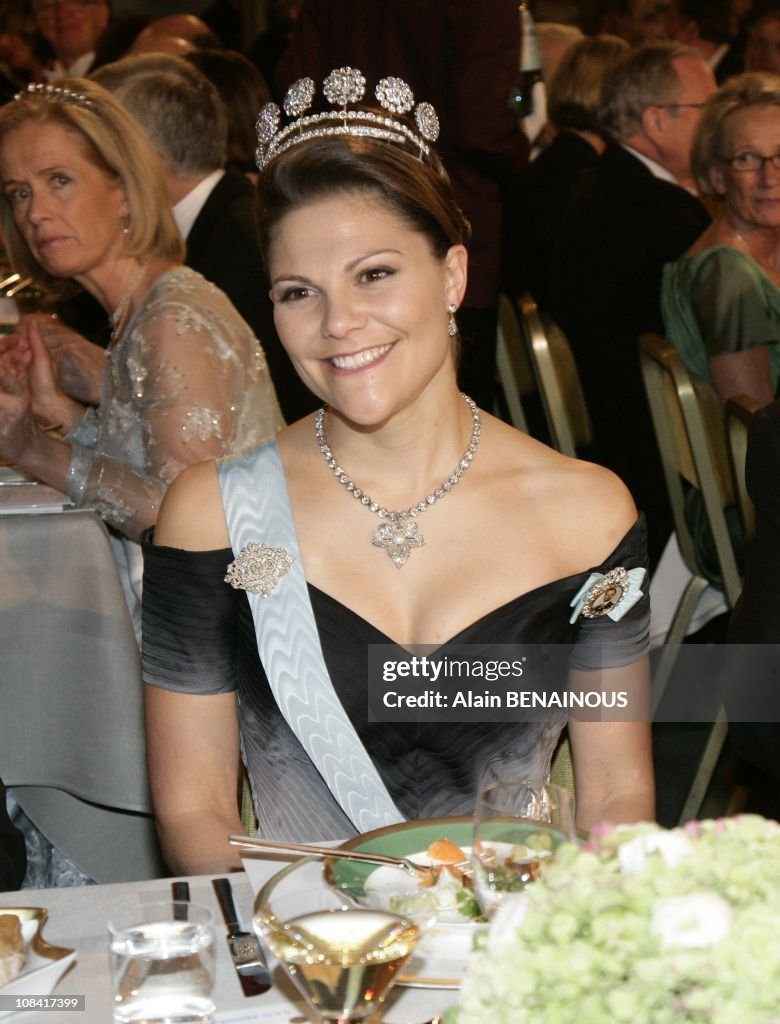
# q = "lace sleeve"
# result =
<box><xmin>65</xmin><ymin>281</ymin><xmax>283</xmax><ymax>541</ymax></box>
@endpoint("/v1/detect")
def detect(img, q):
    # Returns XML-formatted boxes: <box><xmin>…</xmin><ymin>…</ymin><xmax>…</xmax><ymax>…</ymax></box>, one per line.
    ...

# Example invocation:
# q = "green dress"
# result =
<box><xmin>661</xmin><ymin>244</ymin><xmax>780</xmax><ymax>388</ymax></box>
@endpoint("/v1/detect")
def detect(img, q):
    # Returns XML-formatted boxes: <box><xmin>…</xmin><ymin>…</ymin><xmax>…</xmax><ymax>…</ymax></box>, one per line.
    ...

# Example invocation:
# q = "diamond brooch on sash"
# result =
<box><xmin>225</xmin><ymin>542</ymin><xmax>295</xmax><ymax>598</ymax></box>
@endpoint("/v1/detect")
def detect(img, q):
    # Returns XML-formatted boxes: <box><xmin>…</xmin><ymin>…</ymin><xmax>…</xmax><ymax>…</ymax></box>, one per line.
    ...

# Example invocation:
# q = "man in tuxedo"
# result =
<box><xmin>34</xmin><ymin>0</ymin><xmax>110</xmax><ymax>80</ymax></box>
<box><xmin>85</xmin><ymin>54</ymin><xmax>311</xmax><ymax>421</ymax></box>
<box><xmin>548</xmin><ymin>42</ymin><xmax>715</xmax><ymax>568</ymax></box>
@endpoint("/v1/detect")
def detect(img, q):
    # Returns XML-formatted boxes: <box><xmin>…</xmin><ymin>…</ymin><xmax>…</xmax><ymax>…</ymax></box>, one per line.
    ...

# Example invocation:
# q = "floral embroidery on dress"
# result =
<box><xmin>65</xmin><ymin>266</ymin><xmax>283</xmax><ymax>541</ymax></box>
<box><xmin>179</xmin><ymin>406</ymin><xmax>227</xmax><ymax>443</ymax></box>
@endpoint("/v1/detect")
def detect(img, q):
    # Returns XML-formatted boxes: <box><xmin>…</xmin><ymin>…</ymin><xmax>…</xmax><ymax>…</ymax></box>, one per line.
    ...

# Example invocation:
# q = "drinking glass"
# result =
<box><xmin>253</xmin><ymin>856</ymin><xmax>433</xmax><ymax>1024</ymax></box>
<box><xmin>108</xmin><ymin>900</ymin><xmax>215</xmax><ymax>1024</ymax></box>
<box><xmin>472</xmin><ymin>780</ymin><xmax>575</xmax><ymax>917</ymax></box>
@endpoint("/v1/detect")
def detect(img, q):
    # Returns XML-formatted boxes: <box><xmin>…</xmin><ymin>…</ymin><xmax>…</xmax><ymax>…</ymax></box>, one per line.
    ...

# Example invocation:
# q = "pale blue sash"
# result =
<box><xmin>217</xmin><ymin>440</ymin><xmax>405</xmax><ymax>833</ymax></box>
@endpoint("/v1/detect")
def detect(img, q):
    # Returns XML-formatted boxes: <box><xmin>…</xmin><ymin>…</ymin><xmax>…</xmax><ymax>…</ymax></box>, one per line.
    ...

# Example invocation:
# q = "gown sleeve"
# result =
<box><xmin>141</xmin><ymin>538</ymin><xmax>240</xmax><ymax>695</ymax></box>
<box><xmin>569</xmin><ymin>515</ymin><xmax>651</xmax><ymax>671</ymax></box>
<box><xmin>690</xmin><ymin>248</ymin><xmax>779</xmax><ymax>357</ymax></box>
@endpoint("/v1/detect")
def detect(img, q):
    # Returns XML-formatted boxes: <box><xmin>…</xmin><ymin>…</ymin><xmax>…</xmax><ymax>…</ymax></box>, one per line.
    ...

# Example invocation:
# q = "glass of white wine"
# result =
<box><xmin>472</xmin><ymin>780</ymin><xmax>575</xmax><ymax>918</ymax></box>
<box><xmin>253</xmin><ymin>856</ymin><xmax>433</xmax><ymax>1024</ymax></box>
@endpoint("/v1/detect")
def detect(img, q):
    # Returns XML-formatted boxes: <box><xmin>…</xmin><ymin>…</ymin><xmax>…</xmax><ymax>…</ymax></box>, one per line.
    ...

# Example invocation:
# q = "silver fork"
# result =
<box><xmin>228</xmin><ymin>834</ymin><xmax>471</xmax><ymax>883</ymax></box>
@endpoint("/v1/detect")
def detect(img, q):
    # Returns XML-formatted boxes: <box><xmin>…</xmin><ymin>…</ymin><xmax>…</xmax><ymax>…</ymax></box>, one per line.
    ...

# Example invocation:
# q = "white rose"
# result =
<box><xmin>650</xmin><ymin>893</ymin><xmax>732</xmax><ymax>950</ymax></box>
<box><xmin>618</xmin><ymin>830</ymin><xmax>693</xmax><ymax>874</ymax></box>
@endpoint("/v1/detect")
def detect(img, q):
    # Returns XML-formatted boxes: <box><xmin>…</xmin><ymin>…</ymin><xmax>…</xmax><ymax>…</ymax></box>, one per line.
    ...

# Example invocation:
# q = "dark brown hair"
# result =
<box><xmin>256</xmin><ymin>132</ymin><xmax>471</xmax><ymax>269</ymax></box>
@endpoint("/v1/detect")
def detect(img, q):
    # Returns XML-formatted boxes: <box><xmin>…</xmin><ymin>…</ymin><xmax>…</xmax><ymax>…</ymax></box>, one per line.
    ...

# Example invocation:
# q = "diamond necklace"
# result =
<box><xmin>314</xmin><ymin>393</ymin><xmax>481</xmax><ymax>568</ymax></box>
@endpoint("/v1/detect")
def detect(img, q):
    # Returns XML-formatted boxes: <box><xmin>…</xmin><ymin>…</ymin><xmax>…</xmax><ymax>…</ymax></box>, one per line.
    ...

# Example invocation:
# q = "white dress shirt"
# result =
<box><xmin>45</xmin><ymin>52</ymin><xmax>95</xmax><ymax>81</ymax></box>
<box><xmin>621</xmin><ymin>144</ymin><xmax>679</xmax><ymax>185</ymax></box>
<box><xmin>172</xmin><ymin>169</ymin><xmax>225</xmax><ymax>240</ymax></box>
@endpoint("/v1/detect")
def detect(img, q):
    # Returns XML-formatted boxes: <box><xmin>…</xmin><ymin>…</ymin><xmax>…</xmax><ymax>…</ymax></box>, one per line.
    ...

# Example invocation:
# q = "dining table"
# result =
<box><xmin>1</xmin><ymin>505</ymin><xmax>164</xmax><ymax>884</ymax></box>
<box><xmin>0</xmin><ymin>862</ymin><xmax>457</xmax><ymax>1024</ymax></box>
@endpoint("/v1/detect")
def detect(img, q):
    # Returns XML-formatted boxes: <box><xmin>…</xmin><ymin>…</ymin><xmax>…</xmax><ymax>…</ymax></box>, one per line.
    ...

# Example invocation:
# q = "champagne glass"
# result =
<box><xmin>472</xmin><ymin>780</ymin><xmax>575</xmax><ymax>917</ymax></box>
<box><xmin>253</xmin><ymin>856</ymin><xmax>434</xmax><ymax>1024</ymax></box>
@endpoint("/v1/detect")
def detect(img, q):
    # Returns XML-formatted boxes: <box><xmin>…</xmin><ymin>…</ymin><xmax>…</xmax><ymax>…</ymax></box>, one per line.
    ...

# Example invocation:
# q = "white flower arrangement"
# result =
<box><xmin>454</xmin><ymin>815</ymin><xmax>780</xmax><ymax>1024</ymax></box>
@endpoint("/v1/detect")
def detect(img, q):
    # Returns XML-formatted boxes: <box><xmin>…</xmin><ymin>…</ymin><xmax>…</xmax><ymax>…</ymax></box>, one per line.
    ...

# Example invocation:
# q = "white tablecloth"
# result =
<box><xmin>1</xmin><ymin>509</ymin><xmax>163</xmax><ymax>882</ymax></box>
<box><xmin>0</xmin><ymin>871</ymin><xmax>454</xmax><ymax>1024</ymax></box>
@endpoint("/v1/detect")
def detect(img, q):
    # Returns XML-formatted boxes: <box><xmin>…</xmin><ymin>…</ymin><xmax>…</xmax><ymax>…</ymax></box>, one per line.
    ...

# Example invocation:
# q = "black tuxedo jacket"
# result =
<box><xmin>505</xmin><ymin>130</ymin><xmax>599</xmax><ymax>310</ymax></box>
<box><xmin>548</xmin><ymin>144</ymin><xmax>711</xmax><ymax>566</ymax></box>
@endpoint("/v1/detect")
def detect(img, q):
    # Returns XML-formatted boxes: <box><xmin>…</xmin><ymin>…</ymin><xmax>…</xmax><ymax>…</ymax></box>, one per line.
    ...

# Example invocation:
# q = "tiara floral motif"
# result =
<box><xmin>255</xmin><ymin>67</ymin><xmax>440</xmax><ymax>171</ymax></box>
<box><xmin>14</xmin><ymin>82</ymin><xmax>94</xmax><ymax>110</ymax></box>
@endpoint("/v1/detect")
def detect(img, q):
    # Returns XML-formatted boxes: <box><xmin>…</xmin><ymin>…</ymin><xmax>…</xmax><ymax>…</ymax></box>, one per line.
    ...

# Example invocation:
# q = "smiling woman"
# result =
<box><xmin>0</xmin><ymin>80</ymin><xmax>282</xmax><ymax>633</ymax></box>
<box><xmin>266</xmin><ymin>192</ymin><xmax>467</xmax><ymax>428</ymax></box>
<box><xmin>662</xmin><ymin>71</ymin><xmax>780</xmax><ymax>401</ymax></box>
<box><xmin>141</xmin><ymin>68</ymin><xmax>655</xmax><ymax>876</ymax></box>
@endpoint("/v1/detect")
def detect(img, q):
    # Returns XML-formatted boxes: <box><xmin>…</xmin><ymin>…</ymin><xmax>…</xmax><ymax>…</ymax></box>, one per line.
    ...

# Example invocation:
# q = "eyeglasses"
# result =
<box><xmin>655</xmin><ymin>102</ymin><xmax>708</xmax><ymax>111</ymax></box>
<box><xmin>724</xmin><ymin>152</ymin><xmax>780</xmax><ymax>173</ymax></box>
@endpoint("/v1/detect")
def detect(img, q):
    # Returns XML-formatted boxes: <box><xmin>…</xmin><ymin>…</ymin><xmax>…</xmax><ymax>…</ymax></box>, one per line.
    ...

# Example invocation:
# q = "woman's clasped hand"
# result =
<box><xmin>0</xmin><ymin>316</ymin><xmax>85</xmax><ymax>453</ymax></box>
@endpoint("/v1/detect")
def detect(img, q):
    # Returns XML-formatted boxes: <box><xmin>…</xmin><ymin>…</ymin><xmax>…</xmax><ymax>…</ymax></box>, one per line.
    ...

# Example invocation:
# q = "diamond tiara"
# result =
<box><xmin>256</xmin><ymin>67</ymin><xmax>440</xmax><ymax>171</ymax></box>
<box><xmin>14</xmin><ymin>82</ymin><xmax>94</xmax><ymax>110</ymax></box>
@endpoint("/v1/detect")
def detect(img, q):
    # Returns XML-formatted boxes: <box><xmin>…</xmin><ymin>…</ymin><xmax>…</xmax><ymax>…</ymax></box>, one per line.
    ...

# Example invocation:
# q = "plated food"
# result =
<box><xmin>383</xmin><ymin>838</ymin><xmax>480</xmax><ymax>923</ymax></box>
<box><xmin>0</xmin><ymin>908</ymin><xmax>76</xmax><ymax>1016</ymax></box>
<box><xmin>336</xmin><ymin>817</ymin><xmax>476</xmax><ymax>988</ymax></box>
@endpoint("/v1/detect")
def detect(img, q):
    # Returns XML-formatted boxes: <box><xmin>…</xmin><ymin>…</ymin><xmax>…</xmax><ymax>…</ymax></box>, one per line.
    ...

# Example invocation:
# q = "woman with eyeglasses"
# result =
<box><xmin>662</xmin><ymin>72</ymin><xmax>780</xmax><ymax>403</ymax></box>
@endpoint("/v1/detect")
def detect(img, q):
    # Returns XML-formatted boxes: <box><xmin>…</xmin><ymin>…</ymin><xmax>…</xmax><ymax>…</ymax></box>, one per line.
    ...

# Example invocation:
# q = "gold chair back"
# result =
<box><xmin>639</xmin><ymin>334</ymin><xmax>741</xmax><ymax>607</ymax></box>
<box><xmin>495</xmin><ymin>292</ymin><xmax>534</xmax><ymax>432</ymax></box>
<box><xmin>639</xmin><ymin>333</ymin><xmax>745</xmax><ymax>824</ymax></box>
<box><xmin>725</xmin><ymin>394</ymin><xmax>761</xmax><ymax>543</ymax></box>
<box><xmin>517</xmin><ymin>291</ymin><xmax>592</xmax><ymax>456</ymax></box>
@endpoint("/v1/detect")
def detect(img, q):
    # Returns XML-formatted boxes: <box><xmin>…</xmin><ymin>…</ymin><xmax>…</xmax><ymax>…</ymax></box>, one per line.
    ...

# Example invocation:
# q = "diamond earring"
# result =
<box><xmin>447</xmin><ymin>303</ymin><xmax>458</xmax><ymax>337</ymax></box>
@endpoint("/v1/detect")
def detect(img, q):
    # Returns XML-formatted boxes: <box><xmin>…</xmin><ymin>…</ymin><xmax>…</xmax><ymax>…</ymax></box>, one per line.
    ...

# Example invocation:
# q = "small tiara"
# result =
<box><xmin>14</xmin><ymin>82</ymin><xmax>94</xmax><ymax>110</ymax></box>
<box><xmin>256</xmin><ymin>67</ymin><xmax>440</xmax><ymax>171</ymax></box>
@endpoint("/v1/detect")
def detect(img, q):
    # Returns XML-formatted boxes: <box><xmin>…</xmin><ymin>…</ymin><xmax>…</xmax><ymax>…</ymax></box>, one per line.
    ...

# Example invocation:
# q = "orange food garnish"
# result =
<box><xmin>427</xmin><ymin>838</ymin><xmax>467</xmax><ymax>864</ymax></box>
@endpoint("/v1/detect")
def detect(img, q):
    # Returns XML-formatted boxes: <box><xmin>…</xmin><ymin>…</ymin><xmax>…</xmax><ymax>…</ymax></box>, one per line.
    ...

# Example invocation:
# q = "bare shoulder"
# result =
<box><xmin>154</xmin><ymin>459</ymin><xmax>229</xmax><ymax>551</ymax></box>
<box><xmin>556</xmin><ymin>456</ymin><xmax>638</xmax><ymax>538</ymax></box>
<box><xmin>486</xmin><ymin>416</ymin><xmax>639</xmax><ymax>565</ymax></box>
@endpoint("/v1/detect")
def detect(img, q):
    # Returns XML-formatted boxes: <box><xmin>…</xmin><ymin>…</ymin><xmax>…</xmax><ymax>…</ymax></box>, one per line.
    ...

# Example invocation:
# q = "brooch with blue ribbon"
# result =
<box><xmin>569</xmin><ymin>566</ymin><xmax>646</xmax><ymax>624</ymax></box>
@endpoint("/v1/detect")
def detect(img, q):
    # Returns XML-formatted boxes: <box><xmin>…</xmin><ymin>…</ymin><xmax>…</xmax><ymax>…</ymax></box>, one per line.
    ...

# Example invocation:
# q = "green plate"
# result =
<box><xmin>337</xmin><ymin>817</ymin><xmax>476</xmax><ymax>989</ymax></box>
